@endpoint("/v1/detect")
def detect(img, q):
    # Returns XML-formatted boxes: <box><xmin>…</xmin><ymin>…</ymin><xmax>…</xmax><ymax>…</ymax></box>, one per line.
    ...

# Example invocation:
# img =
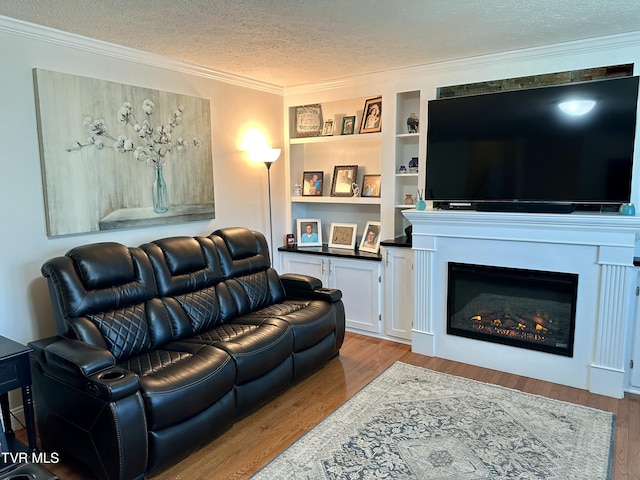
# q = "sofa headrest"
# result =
<box><xmin>210</xmin><ymin>227</ymin><xmax>270</xmax><ymax>277</ymax></box>
<box><xmin>67</xmin><ymin>243</ymin><xmax>138</xmax><ymax>289</ymax></box>
<box><xmin>213</xmin><ymin>227</ymin><xmax>259</xmax><ymax>259</ymax></box>
<box><xmin>140</xmin><ymin>236</ymin><xmax>224</xmax><ymax>296</ymax></box>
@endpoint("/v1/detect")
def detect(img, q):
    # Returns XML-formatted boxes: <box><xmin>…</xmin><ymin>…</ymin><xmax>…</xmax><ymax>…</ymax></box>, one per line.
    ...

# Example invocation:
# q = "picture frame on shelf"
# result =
<box><xmin>296</xmin><ymin>218</ymin><xmax>323</xmax><ymax>247</ymax></box>
<box><xmin>295</xmin><ymin>104</ymin><xmax>323</xmax><ymax>137</ymax></box>
<box><xmin>359</xmin><ymin>96</ymin><xmax>382</xmax><ymax>134</ymax></box>
<box><xmin>328</xmin><ymin>223</ymin><xmax>358</xmax><ymax>250</ymax></box>
<box><xmin>359</xmin><ymin>221</ymin><xmax>381</xmax><ymax>254</ymax></box>
<box><xmin>361</xmin><ymin>174</ymin><xmax>381</xmax><ymax>197</ymax></box>
<box><xmin>330</xmin><ymin>165</ymin><xmax>358</xmax><ymax>197</ymax></box>
<box><xmin>302</xmin><ymin>171</ymin><xmax>323</xmax><ymax>196</ymax></box>
<box><xmin>341</xmin><ymin>115</ymin><xmax>356</xmax><ymax>135</ymax></box>
<box><xmin>322</xmin><ymin>119</ymin><xmax>334</xmax><ymax>136</ymax></box>
<box><xmin>409</xmin><ymin>156</ymin><xmax>419</xmax><ymax>173</ymax></box>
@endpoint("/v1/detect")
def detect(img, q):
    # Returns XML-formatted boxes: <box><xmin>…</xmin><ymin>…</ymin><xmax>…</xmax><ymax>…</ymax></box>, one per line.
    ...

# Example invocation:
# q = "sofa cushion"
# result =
<box><xmin>210</xmin><ymin>228</ymin><xmax>287</xmax><ymax>315</ymax></box>
<box><xmin>141</xmin><ymin>236</ymin><xmax>242</xmax><ymax>337</ymax></box>
<box><xmin>182</xmin><ymin>318</ymin><xmax>294</xmax><ymax>384</ymax></box>
<box><xmin>119</xmin><ymin>343</ymin><xmax>235</xmax><ymax>431</ymax></box>
<box><xmin>246</xmin><ymin>300</ymin><xmax>337</xmax><ymax>353</ymax></box>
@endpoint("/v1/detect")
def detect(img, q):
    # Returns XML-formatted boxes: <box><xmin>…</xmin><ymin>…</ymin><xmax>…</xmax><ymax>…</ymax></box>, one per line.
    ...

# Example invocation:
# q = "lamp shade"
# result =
<box><xmin>249</xmin><ymin>147</ymin><xmax>281</xmax><ymax>163</ymax></box>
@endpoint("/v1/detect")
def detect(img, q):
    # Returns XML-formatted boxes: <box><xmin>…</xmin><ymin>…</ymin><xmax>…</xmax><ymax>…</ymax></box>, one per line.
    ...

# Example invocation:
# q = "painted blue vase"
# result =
<box><xmin>153</xmin><ymin>163</ymin><xmax>169</xmax><ymax>213</ymax></box>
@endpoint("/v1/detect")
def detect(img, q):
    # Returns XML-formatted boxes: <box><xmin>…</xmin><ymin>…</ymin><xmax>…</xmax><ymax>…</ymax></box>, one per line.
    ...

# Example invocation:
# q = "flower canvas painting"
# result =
<box><xmin>34</xmin><ymin>69</ymin><xmax>214</xmax><ymax>236</ymax></box>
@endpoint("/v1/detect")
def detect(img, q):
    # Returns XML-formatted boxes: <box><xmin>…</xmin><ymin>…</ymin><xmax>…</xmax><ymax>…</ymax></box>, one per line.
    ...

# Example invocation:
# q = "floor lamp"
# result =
<box><xmin>250</xmin><ymin>148</ymin><xmax>281</xmax><ymax>264</ymax></box>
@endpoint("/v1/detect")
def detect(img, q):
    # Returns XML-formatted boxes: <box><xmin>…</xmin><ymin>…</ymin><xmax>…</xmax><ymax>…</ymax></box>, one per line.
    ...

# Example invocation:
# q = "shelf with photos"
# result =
<box><xmin>291</xmin><ymin>195</ymin><xmax>381</xmax><ymax>204</ymax></box>
<box><xmin>290</xmin><ymin>132</ymin><xmax>382</xmax><ymax>145</ymax></box>
<box><xmin>290</xmin><ymin>96</ymin><xmax>382</xmax><ymax>140</ymax></box>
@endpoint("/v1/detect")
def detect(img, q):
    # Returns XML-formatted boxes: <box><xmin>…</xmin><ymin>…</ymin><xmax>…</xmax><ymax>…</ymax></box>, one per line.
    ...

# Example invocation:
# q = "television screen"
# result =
<box><xmin>425</xmin><ymin>76</ymin><xmax>639</xmax><ymax>210</ymax></box>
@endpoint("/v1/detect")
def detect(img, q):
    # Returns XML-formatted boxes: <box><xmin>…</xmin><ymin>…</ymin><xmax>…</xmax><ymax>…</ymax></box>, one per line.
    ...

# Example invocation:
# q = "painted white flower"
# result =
<box><xmin>142</xmin><ymin>99</ymin><xmax>155</xmax><ymax>115</ymax></box>
<box><xmin>114</xmin><ymin>135</ymin><xmax>134</xmax><ymax>152</ymax></box>
<box><xmin>117</xmin><ymin>106</ymin><xmax>130</xmax><ymax>123</ymax></box>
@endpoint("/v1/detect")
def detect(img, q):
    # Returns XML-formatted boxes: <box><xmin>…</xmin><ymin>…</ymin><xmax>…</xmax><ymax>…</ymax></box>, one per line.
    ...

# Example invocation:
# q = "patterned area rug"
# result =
<box><xmin>252</xmin><ymin>362</ymin><xmax>615</xmax><ymax>480</ymax></box>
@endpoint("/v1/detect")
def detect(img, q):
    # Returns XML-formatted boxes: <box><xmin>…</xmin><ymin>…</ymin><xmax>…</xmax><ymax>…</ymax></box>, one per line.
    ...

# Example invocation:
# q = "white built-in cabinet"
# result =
<box><xmin>381</xmin><ymin>245</ymin><xmax>413</xmax><ymax>342</ymax></box>
<box><xmin>280</xmin><ymin>251</ymin><xmax>382</xmax><ymax>334</ymax></box>
<box><xmin>629</xmin><ymin>268</ymin><xmax>640</xmax><ymax>390</ymax></box>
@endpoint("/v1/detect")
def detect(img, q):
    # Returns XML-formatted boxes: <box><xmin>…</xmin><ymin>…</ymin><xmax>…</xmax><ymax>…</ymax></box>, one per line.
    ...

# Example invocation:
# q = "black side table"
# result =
<box><xmin>0</xmin><ymin>336</ymin><xmax>37</xmax><ymax>455</ymax></box>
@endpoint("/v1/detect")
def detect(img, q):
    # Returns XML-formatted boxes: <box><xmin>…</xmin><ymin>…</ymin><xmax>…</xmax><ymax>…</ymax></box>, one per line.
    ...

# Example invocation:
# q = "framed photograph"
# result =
<box><xmin>359</xmin><ymin>221</ymin><xmax>382</xmax><ymax>254</ymax></box>
<box><xmin>329</xmin><ymin>223</ymin><xmax>358</xmax><ymax>250</ymax></box>
<box><xmin>361</xmin><ymin>174</ymin><xmax>381</xmax><ymax>197</ymax></box>
<box><xmin>330</xmin><ymin>165</ymin><xmax>358</xmax><ymax>197</ymax></box>
<box><xmin>302</xmin><ymin>171</ymin><xmax>323</xmax><ymax>196</ymax></box>
<box><xmin>295</xmin><ymin>104</ymin><xmax>323</xmax><ymax>137</ymax></box>
<box><xmin>296</xmin><ymin>218</ymin><xmax>323</xmax><ymax>247</ymax></box>
<box><xmin>322</xmin><ymin>119</ymin><xmax>334</xmax><ymax>136</ymax></box>
<box><xmin>341</xmin><ymin>115</ymin><xmax>356</xmax><ymax>135</ymax></box>
<box><xmin>359</xmin><ymin>96</ymin><xmax>382</xmax><ymax>134</ymax></box>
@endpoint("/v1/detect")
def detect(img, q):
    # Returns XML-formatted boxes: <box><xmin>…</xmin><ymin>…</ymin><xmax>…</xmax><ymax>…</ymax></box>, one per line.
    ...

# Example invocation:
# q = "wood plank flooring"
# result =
<box><xmin>19</xmin><ymin>332</ymin><xmax>640</xmax><ymax>479</ymax></box>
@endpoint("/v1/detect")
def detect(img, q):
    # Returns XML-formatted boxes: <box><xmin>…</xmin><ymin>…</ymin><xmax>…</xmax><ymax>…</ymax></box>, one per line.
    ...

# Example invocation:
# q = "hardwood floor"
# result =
<box><xmin>19</xmin><ymin>332</ymin><xmax>640</xmax><ymax>479</ymax></box>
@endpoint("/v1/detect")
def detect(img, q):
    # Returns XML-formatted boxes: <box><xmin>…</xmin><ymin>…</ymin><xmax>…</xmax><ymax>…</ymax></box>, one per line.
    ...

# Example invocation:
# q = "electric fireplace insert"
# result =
<box><xmin>447</xmin><ymin>262</ymin><xmax>578</xmax><ymax>357</ymax></box>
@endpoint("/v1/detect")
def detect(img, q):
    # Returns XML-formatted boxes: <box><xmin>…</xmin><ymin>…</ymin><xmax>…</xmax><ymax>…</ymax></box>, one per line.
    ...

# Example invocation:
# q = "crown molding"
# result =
<box><xmin>284</xmin><ymin>31</ymin><xmax>640</xmax><ymax>96</ymax></box>
<box><xmin>0</xmin><ymin>15</ymin><xmax>284</xmax><ymax>95</ymax></box>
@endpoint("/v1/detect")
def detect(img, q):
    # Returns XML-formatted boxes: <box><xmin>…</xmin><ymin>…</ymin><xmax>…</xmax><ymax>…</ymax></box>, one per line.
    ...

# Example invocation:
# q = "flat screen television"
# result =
<box><xmin>425</xmin><ymin>76</ymin><xmax>639</xmax><ymax>213</ymax></box>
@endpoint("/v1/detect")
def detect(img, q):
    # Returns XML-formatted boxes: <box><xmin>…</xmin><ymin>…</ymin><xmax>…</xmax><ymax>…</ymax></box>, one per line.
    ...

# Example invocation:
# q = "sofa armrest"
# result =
<box><xmin>29</xmin><ymin>336</ymin><xmax>139</xmax><ymax>402</ymax></box>
<box><xmin>43</xmin><ymin>337</ymin><xmax>115</xmax><ymax>376</ymax></box>
<box><xmin>280</xmin><ymin>273</ymin><xmax>342</xmax><ymax>303</ymax></box>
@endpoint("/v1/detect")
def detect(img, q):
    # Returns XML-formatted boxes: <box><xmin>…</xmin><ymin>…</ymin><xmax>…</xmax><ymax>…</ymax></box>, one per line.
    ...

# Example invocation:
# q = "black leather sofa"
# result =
<box><xmin>29</xmin><ymin>227</ymin><xmax>345</xmax><ymax>480</ymax></box>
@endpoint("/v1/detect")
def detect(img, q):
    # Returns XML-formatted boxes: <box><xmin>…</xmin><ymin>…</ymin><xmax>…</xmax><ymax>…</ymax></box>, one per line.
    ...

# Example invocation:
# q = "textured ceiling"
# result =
<box><xmin>1</xmin><ymin>0</ymin><xmax>640</xmax><ymax>87</ymax></box>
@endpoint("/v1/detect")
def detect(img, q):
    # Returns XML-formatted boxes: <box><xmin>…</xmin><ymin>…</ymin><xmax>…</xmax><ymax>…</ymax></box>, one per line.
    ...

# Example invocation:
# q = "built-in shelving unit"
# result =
<box><xmin>286</xmin><ymin>96</ymin><xmax>383</xmax><ymax>245</ymax></box>
<box><xmin>282</xmin><ymin>89</ymin><xmax>427</xmax><ymax>246</ymax></box>
<box><xmin>393</xmin><ymin>90</ymin><xmax>424</xmax><ymax>237</ymax></box>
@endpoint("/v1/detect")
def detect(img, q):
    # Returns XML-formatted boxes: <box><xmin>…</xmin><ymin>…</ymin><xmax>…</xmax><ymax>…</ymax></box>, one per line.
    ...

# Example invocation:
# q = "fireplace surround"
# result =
<box><xmin>404</xmin><ymin>209</ymin><xmax>640</xmax><ymax>398</ymax></box>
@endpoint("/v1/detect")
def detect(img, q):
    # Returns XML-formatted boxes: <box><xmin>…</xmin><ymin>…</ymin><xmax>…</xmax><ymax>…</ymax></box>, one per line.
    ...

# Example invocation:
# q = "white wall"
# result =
<box><xmin>0</xmin><ymin>17</ymin><xmax>284</xmax><ymax>347</ymax></box>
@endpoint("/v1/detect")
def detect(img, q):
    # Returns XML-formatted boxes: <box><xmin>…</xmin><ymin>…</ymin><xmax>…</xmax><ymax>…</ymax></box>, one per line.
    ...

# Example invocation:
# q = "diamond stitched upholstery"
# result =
<box><xmin>174</xmin><ymin>286</ymin><xmax>222</xmax><ymax>333</ymax></box>
<box><xmin>88</xmin><ymin>305</ymin><xmax>152</xmax><ymax>361</ymax></box>
<box><xmin>235</xmin><ymin>271</ymin><xmax>271</xmax><ymax>311</ymax></box>
<box><xmin>190</xmin><ymin>323</ymin><xmax>259</xmax><ymax>343</ymax></box>
<box><xmin>119</xmin><ymin>349</ymin><xmax>193</xmax><ymax>377</ymax></box>
<box><xmin>247</xmin><ymin>302</ymin><xmax>307</xmax><ymax>317</ymax></box>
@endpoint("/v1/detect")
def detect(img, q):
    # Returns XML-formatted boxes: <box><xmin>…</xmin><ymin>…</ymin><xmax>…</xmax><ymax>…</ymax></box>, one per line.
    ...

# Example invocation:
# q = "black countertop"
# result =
<box><xmin>380</xmin><ymin>236</ymin><xmax>411</xmax><ymax>248</ymax></box>
<box><xmin>278</xmin><ymin>244</ymin><xmax>382</xmax><ymax>261</ymax></box>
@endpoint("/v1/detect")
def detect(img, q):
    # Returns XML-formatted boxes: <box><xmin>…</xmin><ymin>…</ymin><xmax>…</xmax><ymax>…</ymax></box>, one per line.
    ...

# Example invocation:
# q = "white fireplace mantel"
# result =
<box><xmin>404</xmin><ymin>209</ymin><xmax>640</xmax><ymax>398</ymax></box>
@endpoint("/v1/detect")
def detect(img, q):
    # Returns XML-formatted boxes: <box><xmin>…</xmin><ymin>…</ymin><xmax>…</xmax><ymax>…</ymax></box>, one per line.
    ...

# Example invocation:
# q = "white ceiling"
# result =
<box><xmin>1</xmin><ymin>0</ymin><xmax>640</xmax><ymax>88</ymax></box>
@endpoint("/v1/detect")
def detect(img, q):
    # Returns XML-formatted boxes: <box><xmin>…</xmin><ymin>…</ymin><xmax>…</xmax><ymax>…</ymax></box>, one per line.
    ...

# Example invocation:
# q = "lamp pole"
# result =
<box><xmin>264</xmin><ymin>160</ymin><xmax>275</xmax><ymax>265</ymax></box>
<box><xmin>250</xmin><ymin>147</ymin><xmax>280</xmax><ymax>265</ymax></box>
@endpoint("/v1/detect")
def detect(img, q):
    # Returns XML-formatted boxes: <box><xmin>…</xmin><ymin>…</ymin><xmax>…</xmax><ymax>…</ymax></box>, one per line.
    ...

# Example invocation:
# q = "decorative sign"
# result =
<box><xmin>295</xmin><ymin>104</ymin><xmax>323</xmax><ymax>137</ymax></box>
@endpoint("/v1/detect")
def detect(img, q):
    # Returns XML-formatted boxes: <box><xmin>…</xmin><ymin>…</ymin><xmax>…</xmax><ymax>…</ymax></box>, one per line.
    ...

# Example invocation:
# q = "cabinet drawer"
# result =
<box><xmin>0</xmin><ymin>354</ymin><xmax>30</xmax><ymax>391</ymax></box>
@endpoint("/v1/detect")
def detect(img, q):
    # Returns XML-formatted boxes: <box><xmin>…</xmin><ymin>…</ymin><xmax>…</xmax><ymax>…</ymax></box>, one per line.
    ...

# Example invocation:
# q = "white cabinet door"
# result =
<box><xmin>281</xmin><ymin>252</ymin><xmax>324</xmax><ymax>281</ymax></box>
<box><xmin>382</xmin><ymin>246</ymin><xmax>413</xmax><ymax>341</ymax></box>
<box><xmin>328</xmin><ymin>257</ymin><xmax>381</xmax><ymax>334</ymax></box>
<box><xmin>630</xmin><ymin>270</ymin><xmax>640</xmax><ymax>389</ymax></box>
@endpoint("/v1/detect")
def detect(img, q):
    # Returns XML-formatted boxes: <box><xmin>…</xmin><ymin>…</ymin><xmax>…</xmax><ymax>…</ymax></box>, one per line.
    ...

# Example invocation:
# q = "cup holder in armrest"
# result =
<box><xmin>314</xmin><ymin>287</ymin><xmax>342</xmax><ymax>302</ymax></box>
<box><xmin>99</xmin><ymin>369</ymin><xmax>126</xmax><ymax>381</ymax></box>
<box><xmin>87</xmin><ymin>368</ymin><xmax>139</xmax><ymax>400</ymax></box>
